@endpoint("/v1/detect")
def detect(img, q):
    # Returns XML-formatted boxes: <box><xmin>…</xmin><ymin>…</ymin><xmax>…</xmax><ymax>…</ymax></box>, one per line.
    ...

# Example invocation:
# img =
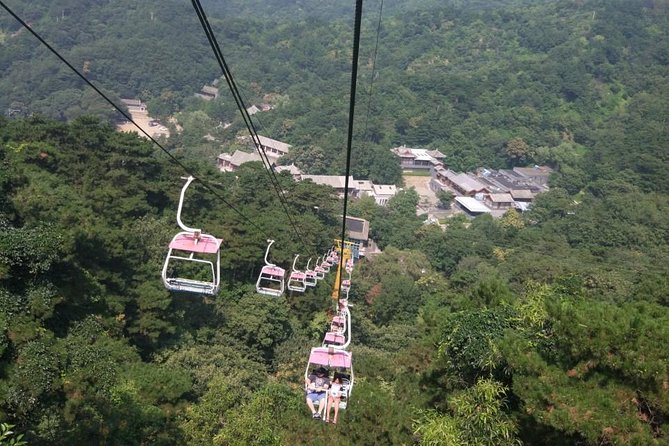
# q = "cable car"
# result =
<box><xmin>323</xmin><ymin>304</ymin><xmax>351</xmax><ymax>349</ymax></box>
<box><xmin>320</xmin><ymin>253</ymin><xmax>332</xmax><ymax>273</ymax></box>
<box><xmin>341</xmin><ymin>273</ymin><xmax>351</xmax><ymax>293</ymax></box>
<box><xmin>256</xmin><ymin>240</ymin><xmax>285</xmax><ymax>297</ymax></box>
<box><xmin>287</xmin><ymin>254</ymin><xmax>307</xmax><ymax>293</ymax></box>
<box><xmin>305</xmin><ymin>347</ymin><xmax>354</xmax><ymax>411</ymax></box>
<box><xmin>304</xmin><ymin>258</ymin><xmax>318</xmax><ymax>287</ymax></box>
<box><xmin>331</xmin><ymin>314</ymin><xmax>346</xmax><ymax>334</ymax></box>
<box><xmin>162</xmin><ymin>176</ymin><xmax>223</xmax><ymax>295</ymax></box>
<box><xmin>345</xmin><ymin>258</ymin><xmax>354</xmax><ymax>274</ymax></box>
<box><xmin>313</xmin><ymin>257</ymin><xmax>326</xmax><ymax>280</ymax></box>
<box><xmin>327</xmin><ymin>249</ymin><xmax>339</xmax><ymax>264</ymax></box>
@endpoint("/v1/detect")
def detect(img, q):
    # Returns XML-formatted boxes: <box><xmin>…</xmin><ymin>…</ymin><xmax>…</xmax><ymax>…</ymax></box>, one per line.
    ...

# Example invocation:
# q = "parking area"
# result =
<box><xmin>116</xmin><ymin>110</ymin><xmax>170</xmax><ymax>139</ymax></box>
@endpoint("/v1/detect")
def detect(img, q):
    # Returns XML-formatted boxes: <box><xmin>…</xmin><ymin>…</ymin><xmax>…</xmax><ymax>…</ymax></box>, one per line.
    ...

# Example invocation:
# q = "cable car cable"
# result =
<box><xmin>0</xmin><ymin>0</ymin><xmax>272</xmax><ymax>240</ymax></box>
<box><xmin>336</xmin><ymin>0</ymin><xmax>364</xmax><ymax>299</ymax></box>
<box><xmin>190</xmin><ymin>0</ymin><xmax>316</xmax><ymax>258</ymax></box>
<box><xmin>192</xmin><ymin>0</ymin><xmax>315</xmax><ymax>258</ymax></box>
<box><xmin>361</xmin><ymin>0</ymin><xmax>384</xmax><ymax>141</ymax></box>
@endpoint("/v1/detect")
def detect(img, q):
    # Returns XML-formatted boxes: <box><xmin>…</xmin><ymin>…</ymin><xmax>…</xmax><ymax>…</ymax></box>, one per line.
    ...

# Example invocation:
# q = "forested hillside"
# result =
<box><xmin>0</xmin><ymin>0</ymin><xmax>668</xmax><ymax>445</ymax></box>
<box><xmin>1</xmin><ymin>0</ymin><xmax>667</xmax><ymax>179</ymax></box>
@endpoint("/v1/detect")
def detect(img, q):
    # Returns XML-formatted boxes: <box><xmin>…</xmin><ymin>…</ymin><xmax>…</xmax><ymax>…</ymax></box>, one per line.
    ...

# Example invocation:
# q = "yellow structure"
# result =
<box><xmin>331</xmin><ymin>240</ymin><xmax>353</xmax><ymax>301</ymax></box>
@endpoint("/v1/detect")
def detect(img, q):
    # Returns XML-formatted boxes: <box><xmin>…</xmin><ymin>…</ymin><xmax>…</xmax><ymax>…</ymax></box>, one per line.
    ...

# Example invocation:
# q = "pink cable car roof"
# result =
<box><xmin>332</xmin><ymin>316</ymin><xmax>344</xmax><ymax>324</ymax></box>
<box><xmin>169</xmin><ymin>233</ymin><xmax>222</xmax><ymax>254</ymax></box>
<box><xmin>308</xmin><ymin>348</ymin><xmax>352</xmax><ymax>368</ymax></box>
<box><xmin>290</xmin><ymin>272</ymin><xmax>306</xmax><ymax>279</ymax></box>
<box><xmin>324</xmin><ymin>332</ymin><xmax>345</xmax><ymax>343</ymax></box>
<box><xmin>261</xmin><ymin>265</ymin><xmax>285</xmax><ymax>277</ymax></box>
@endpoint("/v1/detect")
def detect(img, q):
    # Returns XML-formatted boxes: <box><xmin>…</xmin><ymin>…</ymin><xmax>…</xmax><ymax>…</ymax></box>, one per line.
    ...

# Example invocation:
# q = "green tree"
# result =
<box><xmin>505</xmin><ymin>137</ymin><xmax>531</xmax><ymax>166</ymax></box>
<box><xmin>414</xmin><ymin>379</ymin><xmax>521</xmax><ymax>446</ymax></box>
<box><xmin>436</xmin><ymin>189</ymin><xmax>454</xmax><ymax>209</ymax></box>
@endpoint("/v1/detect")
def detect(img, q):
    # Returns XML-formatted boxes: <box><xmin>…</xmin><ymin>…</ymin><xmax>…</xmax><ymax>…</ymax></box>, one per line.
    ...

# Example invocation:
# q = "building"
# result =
<box><xmin>513</xmin><ymin>166</ymin><xmax>553</xmax><ymax>187</ymax></box>
<box><xmin>455</xmin><ymin>197</ymin><xmax>491</xmax><ymax>217</ymax></box>
<box><xmin>353</xmin><ymin>180</ymin><xmax>398</xmax><ymax>205</ymax></box>
<box><xmin>353</xmin><ymin>180</ymin><xmax>374</xmax><ymax>198</ymax></box>
<box><xmin>217</xmin><ymin>150</ymin><xmax>264</xmax><ymax>172</ymax></box>
<box><xmin>257</xmin><ymin>135</ymin><xmax>291</xmax><ymax>157</ymax></box>
<box><xmin>275</xmin><ymin>164</ymin><xmax>302</xmax><ymax>180</ymax></box>
<box><xmin>195</xmin><ymin>85</ymin><xmax>219</xmax><ymax>100</ymax></box>
<box><xmin>392</xmin><ymin>145</ymin><xmax>446</xmax><ymax>170</ymax></box>
<box><xmin>485</xmin><ymin>193</ymin><xmax>515</xmax><ymax>210</ymax></box>
<box><xmin>371</xmin><ymin>184</ymin><xmax>398</xmax><ymax>205</ymax></box>
<box><xmin>478</xmin><ymin>168</ymin><xmax>546</xmax><ymax>195</ymax></box>
<box><xmin>510</xmin><ymin>189</ymin><xmax>535</xmax><ymax>202</ymax></box>
<box><xmin>300</xmin><ymin>175</ymin><xmax>355</xmax><ymax>197</ymax></box>
<box><xmin>121</xmin><ymin>98</ymin><xmax>146</xmax><ymax>112</ymax></box>
<box><xmin>345</xmin><ymin>216</ymin><xmax>370</xmax><ymax>247</ymax></box>
<box><xmin>431</xmin><ymin>167</ymin><xmax>490</xmax><ymax>196</ymax></box>
<box><xmin>246</xmin><ymin>105</ymin><xmax>261</xmax><ymax>115</ymax></box>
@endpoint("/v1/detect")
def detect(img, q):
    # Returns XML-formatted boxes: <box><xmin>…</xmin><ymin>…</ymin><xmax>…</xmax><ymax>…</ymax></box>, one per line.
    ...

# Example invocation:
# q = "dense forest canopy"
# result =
<box><xmin>0</xmin><ymin>0</ymin><xmax>668</xmax><ymax>445</ymax></box>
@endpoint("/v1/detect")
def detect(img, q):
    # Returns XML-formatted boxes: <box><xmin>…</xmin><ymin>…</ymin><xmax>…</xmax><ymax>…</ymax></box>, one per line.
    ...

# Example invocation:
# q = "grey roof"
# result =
<box><xmin>121</xmin><ymin>98</ymin><xmax>143</xmax><ymax>107</ymax></box>
<box><xmin>301</xmin><ymin>175</ymin><xmax>354</xmax><ymax>189</ymax></box>
<box><xmin>355</xmin><ymin>180</ymin><xmax>374</xmax><ymax>192</ymax></box>
<box><xmin>487</xmin><ymin>193</ymin><xmax>514</xmax><ymax>203</ymax></box>
<box><xmin>218</xmin><ymin>150</ymin><xmax>263</xmax><ymax>166</ymax></box>
<box><xmin>442</xmin><ymin>169</ymin><xmax>489</xmax><ymax>194</ymax></box>
<box><xmin>478</xmin><ymin>169</ymin><xmax>544</xmax><ymax>192</ymax></box>
<box><xmin>258</xmin><ymin>135</ymin><xmax>291</xmax><ymax>154</ymax></box>
<box><xmin>201</xmin><ymin>86</ymin><xmax>219</xmax><ymax>96</ymax></box>
<box><xmin>372</xmin><ymin>184</ymin><xmax>397</xmax><ymax>196</ymax></box>
<box><xmin>513</xmin><ymin>166</ymin><xmax>553</xmax><ymax>178</ymax></box>
<box><xmin>275</xmin><ymin>164</ymin><xmax>302</xmax><ymax>175</ymax></box>
<box><xmin>455</xmin><ymin>197</ymin><xmax>491</xmax><ymax>213</ymax></box>
<box><xmin>345</xmin><ymin>216</ymin><xmax>370</xmax><ymax>240</ymax></box>
<box><xmin>510</xmin><ymin>189</ymin><xmax>534</xmax><ymax>200</ymax></box>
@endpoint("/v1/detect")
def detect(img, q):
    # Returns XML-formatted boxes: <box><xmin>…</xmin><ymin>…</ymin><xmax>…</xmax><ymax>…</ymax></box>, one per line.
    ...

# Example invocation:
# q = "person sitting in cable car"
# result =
<box><xmin>305</xmin><ymin>367</ymin><xmax>330</xmax><ymax>419</ymax></box>
<box><xmin>325</xmin><ymin>375</ymin><xmax>343</xmax><ymax>424</ymax></box>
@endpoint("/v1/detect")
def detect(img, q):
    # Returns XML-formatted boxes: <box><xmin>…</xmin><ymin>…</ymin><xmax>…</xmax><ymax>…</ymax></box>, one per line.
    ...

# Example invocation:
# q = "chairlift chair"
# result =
<box><xmin>338</xmin><ymin>298</ymin><xmax>349</xmax><ymax>311</ymax></box>
<box><xmin>321</xmin><ymin>248</ymin><xmax>336</xmax><ymax>272</ymax></box>
<box><xmin>314</xmin><ymin>257</ymin><xmax>326</xmax><ymax>280</ymax></box>
<box><xmin>331</xmin><ymin>315</ymin><xmax>346</xmax><ymax>334</ymax></box>
<box><xmin>162</xmin><ymin>176</ymin><xmax>223</xmax><ymax>296</ymax></box>
<box><xmin>305</xmin><ymin>347</ymin><xmax>354</xmax><ymax>411</ymax></box>
<box><xmin>341</xmin><ymin>269</ymin><xmax>352</xmax><ymax>293</ymax></box>
<box><xmin>256</xmin><ymin>240</ymin><xmax>285</xmax><ymax>297</ymax></box>
<box><xmin>304</xmin><ymin>258</ymin><xmax>318</xmax><ymax>287</ymax></box>
<box><xmin>322</xmin><ymin>331</ymin><xmax>346</xmax><ymax>348</ymax></box>
<box><xmin>323</xmin><ymin>305</ymin><xmax>351</xmax><ymax>350</ymax></box>
<box><xmin>345</xmin><ymin>258</ymin><xmax>354</xmax><ymax>274</ymax></box>
<box><xmin>327</xmin><ymin>249</ymin><xmax>339</xmax><ymax>264</ymax></box>
<box><xmin>287</xmin><ymin>254</ymin><xmax>307</xmax><ymax>293</ymax></box>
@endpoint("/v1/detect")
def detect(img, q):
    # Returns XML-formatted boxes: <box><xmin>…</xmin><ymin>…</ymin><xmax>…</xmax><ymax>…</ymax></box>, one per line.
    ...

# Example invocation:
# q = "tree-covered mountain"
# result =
<box><xmin>0</xmin><ymin>0</ymin><xmax>668</xmax><ymax>445</ymax></box>
<box><xmin>1</xmin><ymin>0</ymin><xmax>667</xmax><ymax>181</ymax></box>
